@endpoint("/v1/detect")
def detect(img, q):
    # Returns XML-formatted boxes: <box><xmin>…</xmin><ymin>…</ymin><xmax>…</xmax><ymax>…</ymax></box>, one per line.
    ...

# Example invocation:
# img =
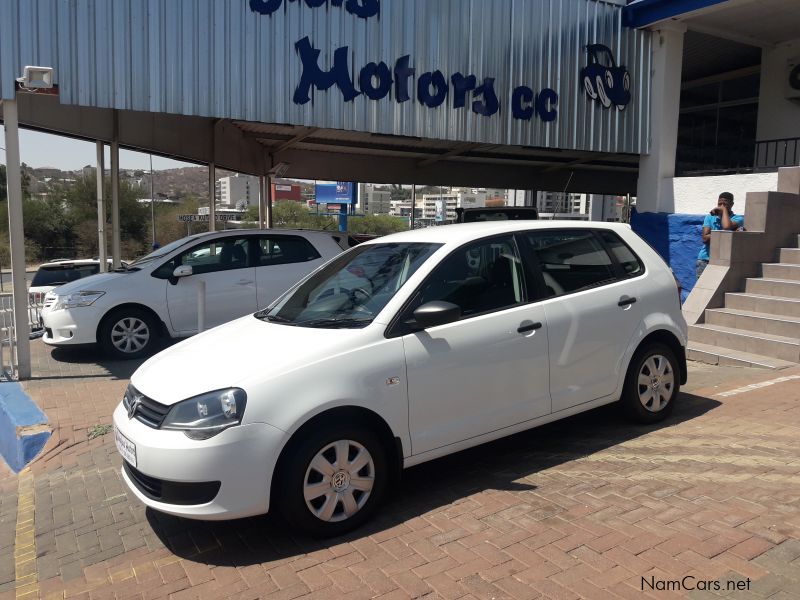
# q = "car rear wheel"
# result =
<box><xmin>583</xmin><ymin>75</ymin><xmax>597</xmax><ymax>99</ymax></box>
<box><xmin>621</xmin><ymin>343</ymin><xmax>679</xmax><ymax>423</ymax></box>
<box><xmin>596</xmin><ymin>75</ymin><xmax>612</xmax><ymax>108</ymax></box>
<box><xmin>99</xmin><ymin>308</ymin><xmax>158</xmax><ymax>359</ymax></box>
<box><xmin>276</xmin><ymin>423</ymin><xmax>387</xmax><ymax>537</ymax></box>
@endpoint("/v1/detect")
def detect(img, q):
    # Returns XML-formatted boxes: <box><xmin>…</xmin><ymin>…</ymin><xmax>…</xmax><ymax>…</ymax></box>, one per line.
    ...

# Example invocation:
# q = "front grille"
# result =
<box><xmin>122</xmin><ymin>386</ymin><xmax>171</xmax><ymax>428</ymax></box>
<box><xmin>123</xmin><ymin>462</ymin><xmax>221</xmax><ymax>505</ymax></box>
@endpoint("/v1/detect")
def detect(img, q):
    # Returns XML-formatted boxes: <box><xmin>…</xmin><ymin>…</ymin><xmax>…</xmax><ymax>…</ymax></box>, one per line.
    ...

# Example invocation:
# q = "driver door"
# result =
<box><xmin>166</xmin><ymin>236</ymin><xmax>257</xmax><ymax>333</ymax></box>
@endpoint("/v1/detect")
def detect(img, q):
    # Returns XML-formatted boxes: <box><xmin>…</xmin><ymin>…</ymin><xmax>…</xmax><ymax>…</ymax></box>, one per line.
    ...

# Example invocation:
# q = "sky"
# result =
<box><xmin>9</xmin><ymin>129</ymin><xmax>193</xmax><ymax>171</ymax></box>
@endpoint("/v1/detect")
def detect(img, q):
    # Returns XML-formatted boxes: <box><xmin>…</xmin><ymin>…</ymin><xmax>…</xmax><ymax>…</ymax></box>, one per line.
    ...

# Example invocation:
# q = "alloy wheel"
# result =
<box><xmin>110</xmin><ymin>317</ymin><xmax>150</xmax><ymax>354</ymax></box>
<box><xmin>637</xmin><ymin>354</ymin><xmax>674</xmax><ymax>412</ymax></box>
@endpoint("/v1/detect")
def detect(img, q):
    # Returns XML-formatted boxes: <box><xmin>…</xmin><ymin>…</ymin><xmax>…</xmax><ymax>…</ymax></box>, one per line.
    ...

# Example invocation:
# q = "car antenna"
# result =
<box><xmin>552</xmin><ymin>170</ymin><xmax>574</xmax><ymax>220</ymax></box>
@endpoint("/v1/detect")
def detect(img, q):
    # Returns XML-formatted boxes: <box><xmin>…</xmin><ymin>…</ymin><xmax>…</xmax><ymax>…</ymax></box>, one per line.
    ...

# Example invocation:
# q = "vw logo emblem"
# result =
<box><xmin>128</xmin><ymin>397</ymin><xmax>141</xmax><ymax>419</ymax></box>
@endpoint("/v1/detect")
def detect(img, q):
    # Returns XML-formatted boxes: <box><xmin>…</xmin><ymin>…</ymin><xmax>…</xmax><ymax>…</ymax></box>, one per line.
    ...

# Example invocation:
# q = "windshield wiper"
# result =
<box><xmin>112</xmin><ymin>265</ymin><xmax>139</xmax><ymax>272</ymax></box>
<box><xmin>256</xmin><ymin>313</ymin><xmax>294</xmax><ymax>324</ymax></box>
<box><xmin>296</xmin><ymin>317</ymin><xmax>372</xmax><ymax>328</ymax></box>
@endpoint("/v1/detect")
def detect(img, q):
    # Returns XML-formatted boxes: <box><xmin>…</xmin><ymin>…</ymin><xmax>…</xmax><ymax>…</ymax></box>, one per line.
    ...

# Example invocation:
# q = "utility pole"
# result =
<box><xmin>150</xmin><ymin>154</ymin><xmax>156</xmax><ymax>247</ymax></box>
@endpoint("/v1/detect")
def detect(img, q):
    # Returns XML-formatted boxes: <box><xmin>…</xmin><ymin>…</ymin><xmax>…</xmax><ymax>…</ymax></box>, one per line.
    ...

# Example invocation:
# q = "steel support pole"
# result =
<box><xmin>266</xmin><ymin>175</ymin><xmax>274</xmax><ymax>228</ymax></box>
<box><xmin>110</xmin><ymin>112</ymin><xmax>121</xmax><ymax>268</ymax></box>
<box><xmin>410</xmin><ymin>184</ymin><xmax>416</xmax><ymax>229</ymax></box>
<box><xmin>208</xmin><ymin>162</ymin><xmax>216</xmax><ymax>232</ymax></box>
<box><xmin>3</xmin><ymin>99</ymin><xmax>31</xmax><ymax>379</ymax></box>
<box><xmin>96</xmin><ymin>142</ymin><xmax>107</xmax><ymax>272</ymax></box>
<box><xmin>258</xmin><ymin>175</ymin><xmax>266</xmax><ymax>228</ymax></box>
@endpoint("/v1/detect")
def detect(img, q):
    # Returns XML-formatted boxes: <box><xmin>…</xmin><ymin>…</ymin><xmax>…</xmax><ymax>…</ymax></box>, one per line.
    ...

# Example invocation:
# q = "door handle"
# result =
<box><xmin>237</xmin><ymin>280</ymin><xmax>254</xmax><ymax>286</ymax></box>
<box><xmin>517</xmin><ymin>322</ymin><xmax>543</xmax><ymax>333</ymax></box>
<box><xmin>618</xmin><ymin>297</ymin><xmax>637</xmax><ymax>307</ymax></box>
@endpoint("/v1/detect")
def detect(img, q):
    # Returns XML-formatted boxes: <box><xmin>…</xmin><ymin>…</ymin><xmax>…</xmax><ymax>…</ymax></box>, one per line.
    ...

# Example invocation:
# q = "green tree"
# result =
<box><xmin>346</xmin><ymin>214</ymin><xmax>408</xmax><ymax>236</ymax></box>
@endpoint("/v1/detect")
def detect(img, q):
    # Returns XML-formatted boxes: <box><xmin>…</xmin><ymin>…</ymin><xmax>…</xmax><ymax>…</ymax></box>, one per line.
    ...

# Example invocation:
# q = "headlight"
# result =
<box><xmin>53</xmin><ymin>291</ymin><xmax>105</xmax><ymax>310</ymax></box>
<box><xmin>161</xmin><ymin>388</ymin><xmax>247</xmax><ymax>440</ymax></box>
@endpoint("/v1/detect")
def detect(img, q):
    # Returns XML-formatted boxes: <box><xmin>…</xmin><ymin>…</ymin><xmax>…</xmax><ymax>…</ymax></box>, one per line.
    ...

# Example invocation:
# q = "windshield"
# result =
<box><xmin>258</xmin><ymin>242</ymin><xmax>441</xmax><ymax>328</ymax></box>
<box><xmin>31</xmin><ymin>264</ymin><xmax>100</xmax><ymax>287</ymax></box>
<box><xmin>130</xmin><ymin>235</ymin><xmax>203</xmax><ymax>265</ymax></box>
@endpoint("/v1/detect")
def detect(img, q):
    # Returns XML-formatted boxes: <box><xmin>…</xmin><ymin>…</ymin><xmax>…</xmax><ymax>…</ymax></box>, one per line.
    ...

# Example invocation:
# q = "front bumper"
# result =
<box><xmin>41</xmin><ymin>307</ymin><xmax>101</xmax><ymax>346</ymax></box>
<box><xmin>112</xmin><ymin>402</ymin><xmax>286</xmax><ymax>520</ymax></box>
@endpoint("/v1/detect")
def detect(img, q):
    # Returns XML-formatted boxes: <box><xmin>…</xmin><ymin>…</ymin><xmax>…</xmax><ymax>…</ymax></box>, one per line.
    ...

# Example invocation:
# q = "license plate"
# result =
<box><xmin>115</xmin><ymin>427</ymin><xmax>137</xmax><ymax>468</ymax></box>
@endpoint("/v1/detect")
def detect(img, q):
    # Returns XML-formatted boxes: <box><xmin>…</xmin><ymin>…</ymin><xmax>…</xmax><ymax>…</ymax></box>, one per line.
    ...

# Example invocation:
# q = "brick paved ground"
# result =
<box><xmin>1</xmin><ymin>339</ymin><xmax>799</xmax><ymax>599</ymax></box>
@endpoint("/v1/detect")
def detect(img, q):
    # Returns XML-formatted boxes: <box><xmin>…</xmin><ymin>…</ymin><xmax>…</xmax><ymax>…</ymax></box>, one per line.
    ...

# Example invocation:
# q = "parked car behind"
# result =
<box><xmin>41</xmin><ymin>229</ymin><xmax>346</xmax><ymax>358</ymax></box>
<box><xmin>113</xmin><ymin>221</ymin><xmax>687</xmax><ymax>536</ymax></box>
<box><xmin>29</xmin><ymin>259</ymin><xmax>118</xmax><ymax>304</ymax></box>
<box><xmin>455</xmin><ymin>206</ymin><xmax>539</xmax><ymax>223</ymax></box>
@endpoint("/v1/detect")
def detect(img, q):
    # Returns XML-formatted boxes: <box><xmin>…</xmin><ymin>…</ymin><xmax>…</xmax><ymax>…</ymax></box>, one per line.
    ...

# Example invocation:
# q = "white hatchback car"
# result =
<box><xmin>113</xmin><ymin>221</ymin><xmax>687</xmax><ymax>536</ymax></box>
<box><xmin>29</xmin><ymin>258</ymin><xmax>118</xmax><ymax>304</ymax></box>
<box><xmin>41</xmin><ymin>229</ymin><xmax>346</xmax><ymax>358</ymax></box>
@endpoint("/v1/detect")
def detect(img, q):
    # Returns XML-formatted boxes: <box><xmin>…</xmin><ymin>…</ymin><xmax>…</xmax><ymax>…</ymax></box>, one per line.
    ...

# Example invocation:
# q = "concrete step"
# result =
<box><xmin>779</xmin><ymin>248</ymin><xmax>800</xmax><ymax>264</ymax></box>
<box><xmin>687</xmin><ymin>341</ymin><xmax>797</xmax><ymax>369</ymax></box>
<box><xmin>762</xmin><ymin>263</ymin><xmax>800</xmax><ymax>281</ymax></box>
<box><xmin>745</xmin><ymin>278</ymin><xmax>800</xmax><ymax>299</ymax></box>
<box><xmin>689</xmin><ymin>323</ymin><xmax>800</xmax><ymax>363</ymax></box>
<box><xmin>725</xmin><ymin>293</ymin><xmax>800</xmax><ymax>318</ymax></box>
<box><xmin>705</xmin><ymin>308</ymin><xmax>800</xmax><ymax>338</ymax></box>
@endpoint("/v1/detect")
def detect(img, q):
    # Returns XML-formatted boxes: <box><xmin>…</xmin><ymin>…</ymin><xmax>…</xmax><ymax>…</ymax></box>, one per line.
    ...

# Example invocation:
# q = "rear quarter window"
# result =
<box><xmin>597</xmin><ymin>230</ymin><xmax>645</xmax><ymax>277</ymax></box>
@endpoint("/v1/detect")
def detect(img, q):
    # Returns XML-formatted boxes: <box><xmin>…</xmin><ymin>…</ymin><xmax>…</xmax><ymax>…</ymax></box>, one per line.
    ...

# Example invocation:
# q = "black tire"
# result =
<box><xmin>98</xmin><ymin>307</ymin><xmax>158</xmax><ymax>360</ymax></box>
<box><xmin>275</xmin><ymin>422</ymin><xmax>388</xmax><ymax>537</ymax></box>
<box><xmin>620</xmin><ymin>343</ymin><xmax>679</xmax><ymax>424</ymax></box>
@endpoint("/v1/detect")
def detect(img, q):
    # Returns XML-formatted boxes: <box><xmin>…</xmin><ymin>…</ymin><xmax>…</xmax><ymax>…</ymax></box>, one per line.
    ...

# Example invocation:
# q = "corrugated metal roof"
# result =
<box><xmin>1</xmin><ymin>0</ymin><xmax>651</xmax><ymax>154</ymax></box>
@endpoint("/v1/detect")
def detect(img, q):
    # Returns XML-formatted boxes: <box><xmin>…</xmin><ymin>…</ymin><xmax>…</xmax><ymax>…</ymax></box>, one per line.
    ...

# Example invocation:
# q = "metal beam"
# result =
<box><xmin>3</xmin><ymin>99</ymin><xmax>31</xmax><ymax>380</ymax></box>
<box><xmin>686</xmin><ymin>23</ymin><xmax>775</xmax><ymax>49</ymax></box>
<box><xmin>681</xmin><ymin>65</ymin><xmax>761</xmax><ymax>90</ymax></box>
<box><xmin>417</xmin><ymin>142</ymin><xmax>484</xmax><ymax>167</ymax></box>
<box><xmin>541</xmin><ymin>153</ymin><xmax>613</xmax><ymax>173</ymax></box>
<box><xmin>269</xmin><ymin>127</ymin><xmax>320</xmax><ymax>155</ymax></box>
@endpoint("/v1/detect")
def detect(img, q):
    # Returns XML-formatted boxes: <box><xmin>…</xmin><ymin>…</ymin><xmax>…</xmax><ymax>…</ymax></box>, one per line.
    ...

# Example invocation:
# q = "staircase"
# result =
<box><xmin>688</xmin><ymin>235</ymin><xmax>800</xmax><ymax>369</ymax></box>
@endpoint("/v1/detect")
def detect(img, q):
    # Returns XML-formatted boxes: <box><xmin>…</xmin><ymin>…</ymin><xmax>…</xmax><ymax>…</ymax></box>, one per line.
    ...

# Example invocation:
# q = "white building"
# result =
<box><xmin>216</xmin><ymin>174</ymin><xmax>260</xmax><ymax>209</ymax></box>
<box><xmin>360</xmin><ymin>186</ymin><xmax>393</xmax><ymax>215</ymax></box>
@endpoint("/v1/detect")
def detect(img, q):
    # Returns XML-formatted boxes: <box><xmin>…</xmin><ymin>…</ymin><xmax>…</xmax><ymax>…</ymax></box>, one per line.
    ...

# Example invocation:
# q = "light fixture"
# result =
<box><xmin>17</xmin><ymin>66</ymin><xmax>54</xmax><ymax>90</ymax></box>
<box><xmin>269</xmin><ymin>162</ymin><xmax>290</xmax><ymax>177</ymax></box>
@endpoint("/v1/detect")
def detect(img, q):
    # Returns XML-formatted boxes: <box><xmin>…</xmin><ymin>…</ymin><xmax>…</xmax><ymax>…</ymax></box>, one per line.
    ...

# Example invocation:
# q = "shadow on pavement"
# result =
<box><xmin>146</xmin><ymin>391</ymin><xmax>721</xmax><ymax>566</ymax></box>
<box><xmin>31</xmin><ymin>338</ymin><xmax>178</xmax><ymax>381</ymax></box>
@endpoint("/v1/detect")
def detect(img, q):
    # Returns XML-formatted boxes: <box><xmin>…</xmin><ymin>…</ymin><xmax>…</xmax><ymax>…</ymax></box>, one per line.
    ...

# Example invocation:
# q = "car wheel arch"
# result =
<box><xmin>270</xmin><ymin>405</ymin><xmax>404</xmax><ymax>510</ymax></box>
<box><xmin>97</xmin><ymin>303</ymin><xmax>169</xmax><ymax>341</ymax></box>
<box><xmin>628</xmin><ymin>329</ymin><xmax>687</xmax><ymax>387</ymax></box>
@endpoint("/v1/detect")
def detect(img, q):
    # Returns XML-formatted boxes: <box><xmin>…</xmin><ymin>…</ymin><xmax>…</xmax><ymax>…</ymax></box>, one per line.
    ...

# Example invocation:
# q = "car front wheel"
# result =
<box><xmin>621</xmin><ymin>343</ymin><xmax>679</xmax><ymax>423</ymax></box>
<box><xmin>276</xmin><ymin>423</ymin><xmax>387</xmax><ymax>537</ymax></box>
<box><xmin>99</xmin><ymin>308</ymin><xmax>158</xmax><ymax>359</ymax></box>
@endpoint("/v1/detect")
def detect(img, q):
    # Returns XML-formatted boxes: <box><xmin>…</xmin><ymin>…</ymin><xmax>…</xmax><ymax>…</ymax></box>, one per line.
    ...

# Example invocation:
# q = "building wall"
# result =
<box><xmin>218</xmin><ymin>174</ymin><xmax>260</xmax><ymax>208</ymax></box>
<box><xmin>365</xmin><ymin>189</ymin><xmax>393</xmax><ymax>215</ymax></box>
<box><xmin>757</xmin><ymin>39</ymin><xmax>800</xmax><ymax>142</ymax></box>
<box><xmin>670</xmin><ymin>172</ymin><xmax>778</xmax><ymax>215</ymax></box>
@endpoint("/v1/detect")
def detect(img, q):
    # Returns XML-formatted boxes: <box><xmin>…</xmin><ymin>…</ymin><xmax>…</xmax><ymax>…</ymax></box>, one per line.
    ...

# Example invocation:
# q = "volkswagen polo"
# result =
<box><xmin>113</xmin><ymin>221</ymin><xmax>687</xmax><ymax>536</ymax></box>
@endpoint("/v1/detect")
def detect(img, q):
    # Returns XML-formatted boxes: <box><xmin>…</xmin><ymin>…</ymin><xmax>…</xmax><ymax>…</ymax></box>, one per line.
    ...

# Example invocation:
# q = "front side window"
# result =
<box><xmin>415</xmin><ymin>235</ymin><xmax>525</xmax><ymax>318</ymax></box>
<box><xmin>258</xmin><ymin>243</ymin><xmax>441</xmax><ymax>328</ymax></box>
<box><xmin>524</xmin><ymin>230</ymin><xmax>617</xmax><ymax>296</ymax></box>
<box><xmin>175</xmin><ymin>237</ymin><xmax>251</xmax><ymax>275</ymax></box>
<box><xmin>257</xmin><ymin>235</ymin><xmax>321</xmax><ymax>266</ymax></box>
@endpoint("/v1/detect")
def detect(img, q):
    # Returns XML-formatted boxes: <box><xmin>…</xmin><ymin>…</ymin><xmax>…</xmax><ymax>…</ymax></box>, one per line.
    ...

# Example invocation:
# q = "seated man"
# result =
<box><xmin>697</xmin><ymin>191</ymin><xmax>744</xmax><ymax>278</ymax></box>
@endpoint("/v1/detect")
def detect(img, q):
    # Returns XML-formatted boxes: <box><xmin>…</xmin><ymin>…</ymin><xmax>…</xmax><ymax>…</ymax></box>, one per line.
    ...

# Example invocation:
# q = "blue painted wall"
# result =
<box><xmin>630</xmin><ymin>209</ymin><xmax>705</xmax><ymax>303</ymax></box>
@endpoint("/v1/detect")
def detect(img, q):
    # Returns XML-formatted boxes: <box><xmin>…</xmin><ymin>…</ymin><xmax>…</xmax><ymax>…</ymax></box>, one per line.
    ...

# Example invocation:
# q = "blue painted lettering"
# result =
<box><xmin>249</xmin><ymin>0</ymin><xmax>379</xmax><ymax>19</ymax></box>
<box><xmin>472</xmin><ymin>78</ymin><xmax>499</xmax><ymax>117</ymax></box>
<box><xmin>359</xmin><ymin>62</ymin><xmax>392</xmax><ymax>100</ymax></box>
<box><xmin>512</xmin><ymin>86</ymin><xmax>535</xmax><ymax>120</ymax></box>
<box><xmin>394</xmin><ymin>55</ymin><xmax>415</xmax><ymax>103</ymax></box>
<box><xmin>417</xmin><ymin>71</ymin><xmax>448</xmax><ymax>108</ymax></box>
<box><xmin>451</xmin><ymin>73</ymin><xmax>477</xmax><ymax>109</ymax></box>
<box><xmin>293</xmin><ymin>37</ymin><xmax>360</xmax><ymax>104</ymax></box>
<box><xmin>536</xmin><ymin>88</ymin><xmax>558</xmax><ymax>122</ymax></box>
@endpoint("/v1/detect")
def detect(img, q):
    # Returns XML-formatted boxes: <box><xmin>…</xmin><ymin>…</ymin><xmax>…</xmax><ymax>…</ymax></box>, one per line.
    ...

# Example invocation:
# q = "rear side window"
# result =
<box><xmin>597</xmin><ymin>230</ymin><xmax>644</xmax><ymax>277</ymax></box>
<box><xmin>523</xmin><ymin>230</ymin><xmax>617</xmax><ymax>296</ymax></box>
<box><xmin>31</xmin><ymin>264</ymin><xmax>99</xmax><ymax>287</ymax></box>
<box><xmin>257</xmin><ymin>236</ymin><xmax>321</xmax><ymax>266</ymax></box>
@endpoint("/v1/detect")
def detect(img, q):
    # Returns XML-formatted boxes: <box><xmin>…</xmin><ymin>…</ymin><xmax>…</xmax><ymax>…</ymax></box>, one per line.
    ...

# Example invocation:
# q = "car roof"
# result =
<box><xmin>187</xmin><ymin>228</ymin><xmax>340</xmax><ymax>240</ymax></box>
<box><xmin>362</xmin><ymin>220</ymin><xmax>633</xmax><ymax>247</ymax></box>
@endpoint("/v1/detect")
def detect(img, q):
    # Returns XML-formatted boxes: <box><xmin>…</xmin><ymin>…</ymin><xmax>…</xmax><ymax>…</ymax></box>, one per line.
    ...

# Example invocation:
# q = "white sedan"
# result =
<box><xmin>41</xmin><ymin>229</ymin><xmax>347</xmax><ymax>358</ymax></box>
<box><xmin>113</xmin><ymin>221</ymin><xmax>687</xmax><ymax>536</ymax></box>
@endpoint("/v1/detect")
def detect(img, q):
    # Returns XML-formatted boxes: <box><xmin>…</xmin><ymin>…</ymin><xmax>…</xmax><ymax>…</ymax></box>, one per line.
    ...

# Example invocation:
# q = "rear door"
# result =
<box><xmin>253</xmin><ymin>234</ymin><xmax>327</xmax><ymax>308</ymax></box>
<box><xmin>519</xmin><ymin>229</ymin><xmax>643</xmax><ymax>412</ymax></box>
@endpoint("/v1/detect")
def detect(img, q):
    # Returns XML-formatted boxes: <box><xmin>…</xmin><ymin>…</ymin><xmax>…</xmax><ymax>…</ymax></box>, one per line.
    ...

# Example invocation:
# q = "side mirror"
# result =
<box><xmin>173</xmin><ymin>265</ymin><xmax>192</xmax><ymax>278</ymax></box>
<box><xmin>411</xmin><ymin>301</ymin><xmax>461</xmax><ymax>329</ymax></box>
<box><xmin>169</xmin><ymin>265</ymin><xmax>192</xmax><ymax>285</ymax></box>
